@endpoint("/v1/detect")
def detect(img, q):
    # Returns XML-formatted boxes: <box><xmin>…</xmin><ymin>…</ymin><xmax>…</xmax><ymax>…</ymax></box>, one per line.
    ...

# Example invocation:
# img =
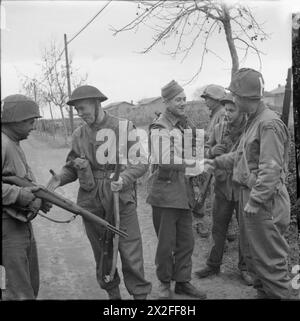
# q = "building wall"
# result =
<box><xmin>105</xmin><ymin>102</ymin><xmax>134</xmax><ymax>118</ymax></box>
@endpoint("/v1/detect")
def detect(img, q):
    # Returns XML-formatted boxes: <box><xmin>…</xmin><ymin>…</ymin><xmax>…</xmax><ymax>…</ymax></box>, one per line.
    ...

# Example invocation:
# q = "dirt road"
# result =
<box><xmin>22</xmin><ymin>132</ymin><xmax>256</xmax><ymax>300</ymax></box>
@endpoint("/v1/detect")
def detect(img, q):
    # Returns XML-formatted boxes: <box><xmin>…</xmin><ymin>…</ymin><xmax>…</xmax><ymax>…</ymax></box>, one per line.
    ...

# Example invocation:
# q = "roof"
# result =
<box><xmin>265</xmin><ymin>85</ymin><xmax>285</xmax><ymax>96</ymax></box>
<box><xmin>137</xmin><ymin>97</ymin><xmax>162</xmax><ymax>105</ymax></box>
<box><xmin>103</xmin><ymin>101</ymin><xmax>133</xmax><ymax>109</ymax></box>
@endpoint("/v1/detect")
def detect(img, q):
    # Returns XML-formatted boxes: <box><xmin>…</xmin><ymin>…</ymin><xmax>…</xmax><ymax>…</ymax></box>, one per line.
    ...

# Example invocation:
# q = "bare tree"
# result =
<box><xmin>40</xmin><ymin>41</ymin><xmax>87</xmax><ymax>136</ymax></box>
<box><xmin>21</xmin><ymin>77</ymin><xmax>45</xmax><ymax>116</ymax></box>
<box><xmin>112</xmin><ymin>0</ymin><xmax>268</xmax><ymax>82</ymax></box>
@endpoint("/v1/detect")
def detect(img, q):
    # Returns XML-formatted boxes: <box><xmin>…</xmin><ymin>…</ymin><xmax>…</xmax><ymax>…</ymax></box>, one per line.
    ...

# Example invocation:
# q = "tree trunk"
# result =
<box><xmin>222</xmin><ymin>4</ymin><xmax>239</xmax><ymax>80</ymax></box>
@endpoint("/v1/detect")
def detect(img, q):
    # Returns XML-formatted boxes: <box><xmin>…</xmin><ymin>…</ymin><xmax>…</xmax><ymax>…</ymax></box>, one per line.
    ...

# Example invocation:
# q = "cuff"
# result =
<box><xmin>247</xmin><ymin>197</ymin><xmax>262</xmax><ymax>208</ymax></box>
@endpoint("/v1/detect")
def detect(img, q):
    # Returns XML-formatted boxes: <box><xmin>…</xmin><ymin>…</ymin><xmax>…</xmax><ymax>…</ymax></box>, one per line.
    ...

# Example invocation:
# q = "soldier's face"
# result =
<box><xmin>74</xmin><ymin>99</ymin><xmax>98</xmax><ymax>125</ymax></box>
<box><xmin>165</xmin><ymin>91</ymin><xmax>187</xmax><ymax>117</ymax></box>
<box><xmin>11</xmin><ymin>118</ymin><xmax>36</xmax><ymax>140</ymax></box>
<box><xmin>204</xmin><ymin>97</ymin><xmax>219</xmax><ymax>112</ymax></box>
<box><xmin>225</xmin><ymin>102</ymin><xmax>239</xmax><ymax>124</ymax></box>
<box><xmin>233</xmin><ymin>95</ymin><xmax>249</xmax><ymax>113</ymax></box>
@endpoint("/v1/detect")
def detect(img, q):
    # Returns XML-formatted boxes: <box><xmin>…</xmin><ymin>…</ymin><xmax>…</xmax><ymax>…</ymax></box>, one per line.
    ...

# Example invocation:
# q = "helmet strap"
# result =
<box><xmin>93</xmin><ymin>100</ymin><xmax>99</xmax><ymax>125</ymax></box>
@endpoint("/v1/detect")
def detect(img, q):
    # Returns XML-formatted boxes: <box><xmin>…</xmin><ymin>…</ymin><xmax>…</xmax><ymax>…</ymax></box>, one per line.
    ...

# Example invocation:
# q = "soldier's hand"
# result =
<box><xmin>110</xmin><ymin>174</ymin><xmax>124</xmax><ymax>192</ymax></box>
<box><xmin>46</xmin><ymin>169</ymin><xmax>61</xmax><ymax>191</ymax></box>
<box><xmin>204</xmin><ymin>159</ymin><xmax>215</xmax><ymax>172</ymax></box>
<box><xmin>28</xmin><ymin>197</ymin><xmax>42</xmax><ymax>214</ymax></box>
<box><xmin>211</xmin><ymin>144</ymin><xmax>227</xmax><ymax>157</ymax></box>
<box><xmin>244</xmin><ymin>202</ymin><xmax>259</xmax><ymax>216</ymax></box>
<box><xmin>16</xmin><ymin>186</ymin><xmax>41</xmax><ymax>207</ymax></box>
<box><xmin>185</xmin><ymin>159</ymin><xmax>205</xmax><ymax>176</ymax></box>
<box><xmin>40</xmin><ymin>200</ymin><xmax>53</xmax><ymax>214</ymax></box>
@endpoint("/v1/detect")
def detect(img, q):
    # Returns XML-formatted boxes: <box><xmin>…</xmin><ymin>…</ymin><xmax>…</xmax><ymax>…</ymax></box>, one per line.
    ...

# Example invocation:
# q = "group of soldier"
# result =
<box><xmin>1</xmin><ymin>67</ymin><xmax>296</xmax><ymax>300</ymax></box>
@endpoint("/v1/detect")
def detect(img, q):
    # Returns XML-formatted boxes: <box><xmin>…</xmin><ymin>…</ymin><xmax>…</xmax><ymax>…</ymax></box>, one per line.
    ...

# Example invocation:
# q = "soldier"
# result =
<box><xmin>46</xmin><ymin>85</ymin><xmax>152</xmax><ymax>300</ymax></box>
<box><xmin>201</xmin><ymin>84</ymin><xmax>227</xmax><ymax>142</ymax></box>
<box><xmin>147</xmin><ymin>80</ymin><xmax>207</xmax><ymax>300</ymax></box>
<box><xmin>195</xmin><ymin>93</ymin><xmax>253</xmax><ymax>285</ymax></box>
<box><xmin>196</xmin><ymin>84</ymin><xmax>229</xmax><ymax>238</ymax></box>
<box><xmin>207</xmin><ymin>68</ymin><xmax>293</xmax><ymax>299</ymax></box>
<box><xmin>2</xmin><ymin>94</ymin><xmax>51</xmax><ymax>300</ymax></box>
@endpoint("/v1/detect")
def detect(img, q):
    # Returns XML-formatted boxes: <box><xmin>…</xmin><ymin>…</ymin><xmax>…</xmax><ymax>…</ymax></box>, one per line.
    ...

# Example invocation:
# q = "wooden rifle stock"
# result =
<box><xmin>2</xmin><ymin>176</ymin><xmax>128</xmax><ymax>238</ymax></box>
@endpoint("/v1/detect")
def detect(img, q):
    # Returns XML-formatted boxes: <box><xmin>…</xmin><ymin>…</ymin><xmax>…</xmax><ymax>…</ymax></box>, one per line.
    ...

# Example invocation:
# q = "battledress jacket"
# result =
<box><xmin>58</xmin><ymin>112</ymin><xmax>148</xmax><ymax>216</ymax></box>
<box><xmin>2</xmin><ymin>131</ymin><xmax>36</xmax><ymax>220</ymax></box>
<box><xmin>214</xmin><ymin>103</ymin><xmax>290</xmax><ymax>210</ymax></box>
<box><xmin>146</xmin><ymin>111</ymin><xmax>195</xmax><ymax>210</ymax></box>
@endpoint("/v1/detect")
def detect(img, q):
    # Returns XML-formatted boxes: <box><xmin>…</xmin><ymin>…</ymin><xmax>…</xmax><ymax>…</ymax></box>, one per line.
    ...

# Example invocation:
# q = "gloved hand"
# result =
<box><xmin>110</xmin><ymin>174</ymin><xmax>124</xmax><ymax>192</ymax></box>
<box><xmin>46</xmin><ymin>169</ymin><xmax>61</xmax><ymax>191</ymax></box>
<box><xmin>16</xmin><ymin>186</ymin><xmax>41</xmax><ymax>207</ymax></box>
<box><xmin>210</xmin><ymin>144</ymin><xmax>227</xmax><ymax>157</ymax></box>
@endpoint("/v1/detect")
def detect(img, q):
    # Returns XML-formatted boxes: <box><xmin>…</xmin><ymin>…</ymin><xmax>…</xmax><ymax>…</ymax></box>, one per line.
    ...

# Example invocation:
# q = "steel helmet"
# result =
<box><xmin>201</xmin><ymin>84</ymin><xmax>226</xmax><ymax>101</ymax></box>
<box><xmin>220</xmin><ymin>92</ymin><xmax>235</xmax><ymax>105</ymax></box>
<box><xmin>228</xmin><ymin>68</ymin><xmax>264</xmax><ymax>99</ymax></box>
<box><xmin>1</xmin><ymin>94</ymin><xmax>41</xmax><ymax>123</ymax></box>
<box><xmin>67</xmin><ymin>85</ymin><xmax>108</xmax><ymax>106</ymax></box>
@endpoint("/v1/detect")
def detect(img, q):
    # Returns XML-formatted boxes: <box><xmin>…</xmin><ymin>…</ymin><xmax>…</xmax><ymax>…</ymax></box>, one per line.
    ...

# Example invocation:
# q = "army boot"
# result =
<box><xmin>195</xmin><ymin>266</ymin><xmax>220</xmax><ymax>279</ymax></box>
<box><xmin>107</xmin><ymin>286</ymin><xmax>121</xmax><ymax>300</ymax></box>
<box><xmin>240</xmin><ymin>270</ymin><xmax>253</xmax><ymax>286</ymax></box>
<box><xmin>174</xmin><ymin>282</ymin><xmax>207</xmax><ymax>299</ymax></box>
<box><xmin>158</xmin><ymin>281</ymin><xmax>171</xmax><ymax>299</ymax></box>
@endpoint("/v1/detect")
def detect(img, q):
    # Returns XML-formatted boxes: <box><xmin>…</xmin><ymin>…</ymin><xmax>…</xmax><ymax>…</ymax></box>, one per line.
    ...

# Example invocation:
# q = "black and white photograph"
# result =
<box><xmin>1</xmin><ymin>0</ymin><xmax>300</xmax><ymax>311</ymax></box>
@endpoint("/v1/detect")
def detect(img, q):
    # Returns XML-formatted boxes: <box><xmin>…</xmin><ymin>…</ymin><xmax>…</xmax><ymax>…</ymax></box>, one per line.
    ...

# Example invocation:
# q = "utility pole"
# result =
<box><xmin>64</xmin><ymin>33</ymin><xmax>74</xmax><ymax>133</ymax></box>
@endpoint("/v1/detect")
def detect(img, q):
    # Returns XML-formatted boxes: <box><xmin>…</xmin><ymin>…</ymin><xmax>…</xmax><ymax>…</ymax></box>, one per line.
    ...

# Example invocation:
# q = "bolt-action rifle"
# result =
<box><xmin>2</xmin><ymin>176</ymin><xmax>128</xmax><ymax>238</ymax></box>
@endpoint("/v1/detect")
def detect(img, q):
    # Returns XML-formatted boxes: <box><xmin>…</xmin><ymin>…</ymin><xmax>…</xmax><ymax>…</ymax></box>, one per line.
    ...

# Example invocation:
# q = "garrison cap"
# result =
<box><xmin>161</xmin><ymin>80</ymin><xmax>184</xmax><ymax>101</ymax></box>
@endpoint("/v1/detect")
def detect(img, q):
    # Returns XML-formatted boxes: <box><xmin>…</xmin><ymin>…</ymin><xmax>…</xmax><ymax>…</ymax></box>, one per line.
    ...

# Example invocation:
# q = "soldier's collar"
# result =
<box><xmin>164</xmin><ymin>110</ymin><xmax>181</xmax><ymax>126</ymax></box>
<box><xmin>2</xmin><ymin>125</ymin><xmax>21</xmax><ymax>143</ymax></box>
<box><xmin>91</xmin><ymin>111</ymin><xmax>108</xmax><ymax>129</ymax></box>
<box><xmin>247</xmin><ymin>101</ymin><xmax>265</xmax><ymax>121</ymax></box>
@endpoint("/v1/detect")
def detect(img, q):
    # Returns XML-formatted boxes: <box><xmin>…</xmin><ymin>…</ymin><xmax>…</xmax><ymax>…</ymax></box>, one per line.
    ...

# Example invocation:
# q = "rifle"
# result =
<box><xmin>281</xmin><ymin>67</ymin><xmax>292</xmax><ymax>127</ymax></box>
<box><xmin>2</xmin><ymin>176</ymin><xmax>128</xmax><ymax>238</ymax></box>
<box><xmin>105</xmin><ymin>162</ymin><xmax>121</xmax><ymax>283</ymax></box>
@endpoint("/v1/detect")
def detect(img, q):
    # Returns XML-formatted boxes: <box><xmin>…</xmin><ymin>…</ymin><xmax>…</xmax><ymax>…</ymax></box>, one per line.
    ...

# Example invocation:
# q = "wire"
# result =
<box><xmin>67</xmin><ymin>0</ymin><xmax>112</xmax><ymax>45</ymax></box>
<box><xmin>37</xmin><ymin>0</ymin><xmax>112</xmax><ymax>87</ymax></box>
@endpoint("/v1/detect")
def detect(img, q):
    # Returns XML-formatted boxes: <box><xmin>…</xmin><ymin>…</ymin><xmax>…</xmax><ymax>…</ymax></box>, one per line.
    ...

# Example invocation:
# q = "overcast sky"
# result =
<box><xmin>1</xmin><ymin>0</ymin><xmax>300</xmax><ymax>118</ymax></box>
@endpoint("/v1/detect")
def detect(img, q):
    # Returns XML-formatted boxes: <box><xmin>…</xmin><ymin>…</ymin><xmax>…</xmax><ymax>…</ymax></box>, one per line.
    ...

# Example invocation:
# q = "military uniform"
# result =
<box><xmin>1</xmin><ymin>95</ymin><xmax>42</xmax><ymax>300</ymax></box>
<box><xmin>197</xmin><ymin>85</ymin><xmax>226</xmax><ymax>236</ymax></box>
<box><xmin>58</xmin><ymin>111</ymin><xmax>152</xmax><ymax>298</ymax></box>
<box><xmin>215</xmin><ymin>100</ymin><xmax>291</xmax><ymax>298</ymax></box>
<box><xmin>147</xmin><ymin>109</ymin><xmax>196</xmax><ymax>284</ymax></box>
<box><xmin>203</xmin><ymin>115</ymin><xmax>248</xmax><ymax>271</ymax></box>
<box><xmin>205</xmin><ymin>107</ymin><xmax>226</xmax><ymax>142</ymax></box>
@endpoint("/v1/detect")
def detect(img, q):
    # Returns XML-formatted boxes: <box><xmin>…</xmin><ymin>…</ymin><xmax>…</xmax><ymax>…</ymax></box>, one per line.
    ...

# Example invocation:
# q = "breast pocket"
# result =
<box><xmin>246</xmin><ymin>139</ymin><xmax>260</xmax><ymax>169</ymax></box>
